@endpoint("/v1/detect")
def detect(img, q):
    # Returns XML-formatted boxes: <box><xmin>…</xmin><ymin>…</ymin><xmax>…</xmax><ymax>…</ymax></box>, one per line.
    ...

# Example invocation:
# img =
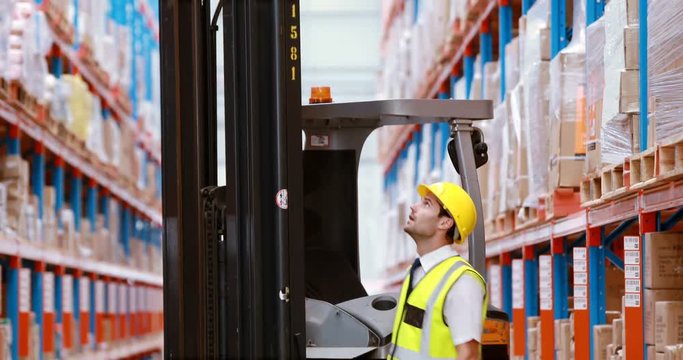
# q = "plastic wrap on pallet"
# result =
<box><xmin>509</xmin><ymin>83</ymin><xmax>529</xmax><ymax>216</ymax></box>
<box><xmin>523</xmin><ymin>61</ymin><xmax>550</xmax><ymax>208</ymax></box>
<box><xmin>484</xmin><ymin>109</ymin><xmax>503</xmax><ymax>222</ymax></box>
<box><xmin>602</xmin><ymin>0</ymin><xmax>640</xmax><ymax>154</ymax></box>
<box><xmin>585</xmin><ymin>18</ymin><xmax>606</xmax><ymax>175</ymax></box>
<box><xmin>471</xmin><ymin>55</ymin><xmax>483</xmax><ymax>100</ymax></box>
<box><xmin>648</xmin><ymin>0</ymin><xmax>683</xmax><ymax>144</ymax></box>
<box><xmin>522</xmin><ymin>0</ymin><xmax>550</xmax><ymax>77</ymax></box>
<box><xmin>505</xmin><ymin>38</ymin><xmax>521</xmax><ymax>94</ymax></box>
<box><xmin>483</xmin><ymin>61</ymin><xmax>500</xmax><ymax>106</ymax></box>
<box><xmin>548</xmin><ymin>0</ymin><xmax>586</xmax><ymax>189</ymax></box>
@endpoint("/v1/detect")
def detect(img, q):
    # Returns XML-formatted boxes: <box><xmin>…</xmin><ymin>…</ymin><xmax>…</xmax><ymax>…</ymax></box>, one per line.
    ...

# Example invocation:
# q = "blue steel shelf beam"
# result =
<box><xmin>464</xmin><ymin>45</ymin><xmax>475</xmax><ymax>99</ymax></box>
<box><xmin>501</xmin><ymin>253</ymin><xmax>513</xmax><ymax>317</ymax></box>
<box><xmin>660</xmin><ymin>206</ymin><xmax>683</xmax><ymax>231</ymax></box>
<box><xmin>32</xmin><ymin>262</ymin><xmax>45</xmax><ymax>360</ymax></box>
<box><xmin>32</xmin><ymin>142</ymin><xmax>46</xmax><ymax>219</ymax></box>
<box><xmin>552</xmin><ymin>237</ymin><xmax>569</xmax><ymax>319</ymax></box>
<box><xmin>499</xmin><ymin>0</ymin><xmax>513</xmax><ymax>100</ymax></box>
<box><xmin>550</xmin><ymin>0</ymin><xmax>568</xmax><ymax>57</ymax></box>
<box><xmin>587</xmin><ymin>226</ymin><xmax>607</xmax><ymax>360</ymax></box>
<box><xmin>523</xmin><ymin>245</ymin><xmax>539</xmax><ymax>358</ymax></box>
<box><xmin>522</xmin><ymin>0</ymin><xmax>536</xmax><ymax>14</ymax></box>
<box><xmin>479</xmin><ymin>18</ymin><xmax>493</xmax><ymax>100</ymax></box>
<box><xmin>586</xmin><ymin>0</ymin><xmax>605</xmax><ymax>25</ymax></box>
<box><xmin>54</xmin><ymin>157</ymin><xmax>65</xmax><ymax>228</ymax></box>
<box><xmin>639</xmin><ymin>0</ymin><xmax>648</xmax><ymax>151</ymax></box>
<box><xmin>71</xmin><ymin>168</ymin><xmax>83</xmax><ymax>231</ymax></box>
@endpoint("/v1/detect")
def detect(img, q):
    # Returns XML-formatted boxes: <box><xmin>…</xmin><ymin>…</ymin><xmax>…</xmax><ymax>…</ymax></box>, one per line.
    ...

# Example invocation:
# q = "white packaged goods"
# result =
<box><xmin>648</xmin><ymin>0</ymin><xmax>683</xmax><ymax>144</ymax></box>
<box><xmin>548</xmin><ymin>0</ymin><xmax>586</xmax><ymax>189</ymax></box>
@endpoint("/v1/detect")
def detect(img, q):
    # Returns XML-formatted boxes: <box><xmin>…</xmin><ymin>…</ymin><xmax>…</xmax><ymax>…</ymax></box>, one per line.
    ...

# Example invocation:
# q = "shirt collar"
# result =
<box><xmin>418</xmin><ymin>245</ymin><xmax>460</xmax><ymax>273</ymax></box>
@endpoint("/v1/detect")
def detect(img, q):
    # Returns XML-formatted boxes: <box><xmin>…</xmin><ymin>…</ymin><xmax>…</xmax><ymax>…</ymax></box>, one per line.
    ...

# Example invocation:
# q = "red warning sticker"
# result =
<box><xmin>276</xmin><ymin>189</ymin><xmax>288</xmax><ymax>209</ymax></box>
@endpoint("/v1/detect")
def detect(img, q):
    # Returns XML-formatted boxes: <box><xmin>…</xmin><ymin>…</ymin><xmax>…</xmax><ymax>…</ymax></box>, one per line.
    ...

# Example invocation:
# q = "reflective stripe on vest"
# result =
<box><xmin>388</xmin><ymin>256</ymin><xmax>488</xmax><ymax>359</ymax></box>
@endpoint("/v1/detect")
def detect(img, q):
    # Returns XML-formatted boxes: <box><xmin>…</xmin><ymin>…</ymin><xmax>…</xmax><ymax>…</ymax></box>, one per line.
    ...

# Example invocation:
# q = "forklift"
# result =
<box><xmin>159</xmin><ymin>0</ymin><xmax>509</xmax><ymax>358</ymax></box>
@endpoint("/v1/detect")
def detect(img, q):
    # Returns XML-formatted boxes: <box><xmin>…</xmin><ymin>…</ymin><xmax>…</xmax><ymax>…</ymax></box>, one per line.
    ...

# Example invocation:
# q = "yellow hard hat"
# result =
<box><xmin>417</xmin><ymin>182</ymin><xmax>477</xmax><ymax>244</ymax></box>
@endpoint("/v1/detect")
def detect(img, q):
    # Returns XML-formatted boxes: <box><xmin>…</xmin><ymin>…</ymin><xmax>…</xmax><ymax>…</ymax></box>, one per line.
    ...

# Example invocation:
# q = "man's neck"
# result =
<box><xmin>415</xmin><ymin>237</ymin><xmax>450</xmax><ymax>257</ymax></box>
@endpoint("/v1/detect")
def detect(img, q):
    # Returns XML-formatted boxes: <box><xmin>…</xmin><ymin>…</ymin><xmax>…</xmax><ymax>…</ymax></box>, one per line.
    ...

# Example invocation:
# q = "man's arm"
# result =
<box><xmin>455</xmin><ymin>340</ymin><xmax>480</xmax><ymax>360</ymax></box>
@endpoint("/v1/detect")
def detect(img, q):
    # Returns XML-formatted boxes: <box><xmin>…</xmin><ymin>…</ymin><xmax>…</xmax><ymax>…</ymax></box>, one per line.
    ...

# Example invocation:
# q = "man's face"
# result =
<box><xmin>404</xmin><ymin>192</ymin><xmax>445</xmax><ymax>239</ymax></box>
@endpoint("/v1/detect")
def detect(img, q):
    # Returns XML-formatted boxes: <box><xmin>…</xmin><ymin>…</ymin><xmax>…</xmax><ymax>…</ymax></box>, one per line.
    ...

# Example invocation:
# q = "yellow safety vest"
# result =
<box><xmin>388</xmin><ymin>256</ymin><xmax>488</xmax><ymax>360</ymax></box>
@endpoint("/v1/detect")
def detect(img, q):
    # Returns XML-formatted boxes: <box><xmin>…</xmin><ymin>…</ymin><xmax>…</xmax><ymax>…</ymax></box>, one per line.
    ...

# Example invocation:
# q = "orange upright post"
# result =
<box><xmin>538</xmin><ymin>255</ymin><xmax>554</xmax><ymax>359</ymax></box>
<box><xmin>573</xmin><ymin>243</ymin><xmax>591</xmax><ymax>360</ymax></box>
<box><xmin>511</xmin><ymin>259</ymin><xmax>525</xmax><ymax>356</ymax></box>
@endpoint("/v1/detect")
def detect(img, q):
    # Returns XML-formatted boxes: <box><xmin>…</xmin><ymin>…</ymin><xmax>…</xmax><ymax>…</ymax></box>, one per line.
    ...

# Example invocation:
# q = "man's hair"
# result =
<box><xmin>439</xmin><ymin>207</ymin><xmax>459</xmax><ymax>243</ymax></box>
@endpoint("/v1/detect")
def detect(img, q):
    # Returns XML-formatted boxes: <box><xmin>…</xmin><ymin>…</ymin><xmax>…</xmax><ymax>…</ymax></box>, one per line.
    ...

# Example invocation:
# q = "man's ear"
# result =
<box><xmin>439</xmin><ymin>216</ymin><xmax>454</xmax><ymax>231</ymax></box>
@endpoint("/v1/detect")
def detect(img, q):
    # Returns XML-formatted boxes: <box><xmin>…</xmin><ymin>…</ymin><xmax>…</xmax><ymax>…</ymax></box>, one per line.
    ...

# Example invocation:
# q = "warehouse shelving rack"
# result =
<box><xmin>0</xmin><ymin>1</ymin><xmax>164</xmax><ymax>358</ymax></box>
<box><xmin>381</xmin><ymin>0</ymin><xmax>664</xmax><ymax>358</ymax></box>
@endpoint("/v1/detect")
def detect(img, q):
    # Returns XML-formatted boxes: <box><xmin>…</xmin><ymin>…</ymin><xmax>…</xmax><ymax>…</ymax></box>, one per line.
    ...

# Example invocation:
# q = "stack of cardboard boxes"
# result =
<box><xmin>585</xmin><ymin>0</ymin><xmax>640</xmax><ymax>180</ymax></box>
<box><xmin>643</xmin><ymin>232</ymin><xmax>683</xmax><ymax>359</ymax></box>
<box><xmin>647</xmin><ymin>0</ymin><xmax>683</xmax><ymax>145</ymax></box>
<box><xmin>555</xmin><ymin>318</ymin><xmax>572</xmax><ymax>360</ymax></box>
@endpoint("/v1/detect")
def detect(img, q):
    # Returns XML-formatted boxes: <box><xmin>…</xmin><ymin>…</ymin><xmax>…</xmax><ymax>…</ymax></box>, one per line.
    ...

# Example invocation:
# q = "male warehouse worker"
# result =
<box><xmin>389</xmin><ymin>182</ymin><xmax>488</xmax><ymax>360</ymax></box>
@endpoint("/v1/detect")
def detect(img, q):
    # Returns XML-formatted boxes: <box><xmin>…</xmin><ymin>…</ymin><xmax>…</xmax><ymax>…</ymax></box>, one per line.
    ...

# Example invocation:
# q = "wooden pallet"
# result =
<box><xmin>656</xmin><ymin>133</ymin><xmax>683</xmax><ymax>182</ymax></box>
<box><xmin>493</xmin><ymin>210</ymin><xmax>516</xmax><ymax>237</ymax></box>
<box><xmin>630</xmin><ymin>147</ymin><xmax>657</xmax><ymax>189</ymax></box>
<box><xmin>7</xmin><ymin>80</ymin><xmax>38</xmax><ymax>120</ymax></box>
<box><xmin>515</xmin><ymin>206</ymin><xmax>540</xmax><ymax>230</ymax></box>
<box><xmin>600</xmin><ymin>162</ymin><xmax>632</xmax><ymax>201</ymax></box>
<box><xmin>580</xmin><ymin>173</ymin><xmax>602</xmax><ymax>207</ymax></box>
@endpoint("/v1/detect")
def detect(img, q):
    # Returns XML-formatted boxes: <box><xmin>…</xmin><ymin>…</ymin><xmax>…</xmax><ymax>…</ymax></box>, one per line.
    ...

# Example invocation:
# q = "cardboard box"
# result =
<box><xmin>655</xmin><ymin>301</ymin><xmax>683</xmax><ymax>352</ymax></box>
<box><xmin>626</xmin><ymin>0</ymin><xmax>639</xmax><ymax>26</ymax></box>
<box><xmin>594</xmin><ymin>325</ymin><xmax>613</xmax><ymax>360</ymax></box>
<box><xmin>644</xmin><ymin>232</ymin><xmax>683</xmax><ymax>289</ymax></box>
<box><xmin>645</xmin><ymin>289</ymin><xmax>683</xmax><ymax>344</ymax></box>
<box><xmin>528</xmin><ymin>328</ymin><xmax>538</xmax><ymax>351</ymax></box>
<box><xmin>619</xmin><ymin>70</ymin><xmax>640</xmax><ymax>114</ymax></box>
<box><xmin>549</xmin><ymin>52</ymin><xmax>586</xmax><ymax>189</ymax></box>
<box><xmin>540</xmin><ymin>28</ymin><xmax>551</xmax><ymax>61</ymax></box>
<box><xmin>612</xmin><ymin>318</ymin><xmax>624</xmax><ymax>347</ymax></box>
<box><xmin>624</xmin><ymin>26</ymin><xmax>639</xmax><ymax>70</ymax></box>
<box><xmin>648</xmin><ymin>345</ymin><xmax>656</xmax><ymax>360</ymax></box>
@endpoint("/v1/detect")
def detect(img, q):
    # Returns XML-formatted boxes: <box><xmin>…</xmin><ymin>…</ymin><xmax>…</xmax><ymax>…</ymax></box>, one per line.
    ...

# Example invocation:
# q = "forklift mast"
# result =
<box><xmin>160</xmin><ymin>1</ymin><xmax>505</xmax><ymax>358</ymax></box>
<box><xmin>161</xmin><ymin>0</ymin><xmax>305</xmax><ymax>357</ymax></box>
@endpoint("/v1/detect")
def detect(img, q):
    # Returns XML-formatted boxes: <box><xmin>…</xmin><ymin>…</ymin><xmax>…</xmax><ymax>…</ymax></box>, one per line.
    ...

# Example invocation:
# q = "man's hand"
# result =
<box><xmin>455</xmin><ymin>340</ymin><xmax>480</xmax><ymax>360</ymax></box>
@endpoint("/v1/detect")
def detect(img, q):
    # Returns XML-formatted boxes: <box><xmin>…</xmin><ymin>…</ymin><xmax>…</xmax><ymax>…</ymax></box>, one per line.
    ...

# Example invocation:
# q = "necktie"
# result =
<box><xmin>406</xmin><ymin>258</ymin><xmax>421</xmax><ymax>298</ymax></box>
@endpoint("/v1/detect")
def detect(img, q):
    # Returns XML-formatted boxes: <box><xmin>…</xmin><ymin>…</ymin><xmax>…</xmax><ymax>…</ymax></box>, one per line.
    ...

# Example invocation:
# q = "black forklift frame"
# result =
<box><xmin>160</xmin><ymin>1</ymin><xmax>501</xmax><ymax>358</ymax></box>
<box><xmin>160</xmin><ymin>0</ymin><xmax>305</xmax><ymax>358</ymax></box>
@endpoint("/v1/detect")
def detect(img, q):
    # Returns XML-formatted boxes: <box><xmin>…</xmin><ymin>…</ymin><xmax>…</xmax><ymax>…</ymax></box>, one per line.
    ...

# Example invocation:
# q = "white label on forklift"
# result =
<box><xmin>19</xmin><ymin>269</ymin><xmax>31</xmax><ymax>313</ymax></box>
<box><xmin>43</xmin><ymin>273</ymin><xmax>55</xmax><ymax>313</ymax></box>
<box><xmin>108</xmin><ymin>283</ymin><xmax>117</xmax><ymax>314</ymax></box>
<box><xmin>574</xmin><ymin>285</ymin><xmax>588</xmax><ymax>298</ymax></box>
<box><xmin>625</xmin><ymin>264</ymin><xmax>640</xmax><ymax>279</ymax></box>
<box><xmin>625</xmin><ymin>293</ymin><xmax>641</xmax><ymax>308</ymax></box>
<box><xmin>574</xmin><ymin>297</ymin><xmax>588</xmax><ymax>310</ymax></box>
<box><xmin>275</xmin><ymin>189</ymin><xmax>288</xmax><ymax>210</ymax></box>
<box><xmin>96</xmin><ymin>281</ymin><xmax>104</xmax><ymax>313</ymax></box>
<box><xmin>573</xmin><ymin>247</ymin><xmax>587</xmax><ymax>260</ymax></box>
<box><xmin>574</xmin><ymin>272</ymin><xmax>588</xmax><ymax>285</ymax></box>
<box><xmin>63</xmin><ymin>275</ymin><xmax>73</xmax><ymax>313</ymax></box>
<box><xmin>488</xmin><ymin>265</ymin><xmax>502</xmax><ymax>309</ymax></box>
<box><xmin>624</xmin><ymin>250</ymin><xmax>640</xmax><ymax>265</ymax></box>
<box><xmin>624</xmin><ymin>236</ymin><xmax>640</xmax><ymax>250</ymax></box>
<box><xmin>310</xmin><ymin>134</ymin><xmax>330</xmax><ymax>148</ymax></box>
<box><xmin>512</xmin><ymin>260</ymin><xmax>524</xmax><ymax>309</ymax></box>
<box><xmin>625</xmin><ymin>279</ymin><xmax>641</xmax><ymax>293</ymax></box>
<box><xmin>80</xmin><ymin>278</ymin><xmax>90</xmax><ymax>312</ymax></box>
<box><xmin>573</xmin><ymin>258</ymin><xmax>587</xmax><ymax>272</ymax></box>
